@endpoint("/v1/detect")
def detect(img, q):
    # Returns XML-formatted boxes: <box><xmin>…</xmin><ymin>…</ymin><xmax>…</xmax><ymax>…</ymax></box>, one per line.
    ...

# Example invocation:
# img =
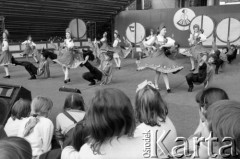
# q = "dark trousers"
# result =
<box><xmin>186</xmin><ymin>73</ymin><xmax>206</xmax><ymax>88</ymax></box>
<box><xmin>227</xmin><ymin>53</ymin><xmax>237</xmax><ymax>64</ymax></box>
<box><xmin>214</xmin><ymin>59</ymin><xmax>224</xmax><ymax>74</ymax></box>
<box><xmin>12</xmin><ymin>57</ymin><xmax>37</xmax><ymax>76</ymax></box>
<box><xmin>82</xmin><ymin>71</ymin><xmax>102</xmax><ymax>84</ymax></box>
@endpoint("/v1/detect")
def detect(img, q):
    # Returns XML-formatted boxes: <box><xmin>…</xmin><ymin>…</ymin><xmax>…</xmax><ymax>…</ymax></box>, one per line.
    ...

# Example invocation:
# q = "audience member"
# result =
<box><xmin>61</xmin><ymin>119</ymin><xmax>89</xmax><ymax>159</ymax></box>
<box><xmin>55</xmin><ymin>93</ymin><xmax>85</xmax><ymax>148</ymax></box>
<box><xmin>4</xmin><ymin>99</ymin><xmax>31</xmax><ymax>136</ymax></box>
<box><xmin>134</xmin><ymin>83</ymin><xmax>177</xmax><ymax>157</ymax></box>
<box><xmin>0</xmin><ymin>136</ymin><xmax>32</xmax><ymax>159</ymax></box>
<box><xmin>78</xmin><ymin>88</ymin><xmax>145</xmax><ymax>159</ymax></box>
<box><xmin>193</xmin><ymin>87</ymin><xmax>229</xmax><ymax>138</ymax></box>
<box><xmin>18</xmin><ymin>96</ymin><xmax>54</xmax><ymax>158</ymax></box>
<box><xmin>207</xmin><ymin>100</ymin><xmax>240</xmax><ymax>159</ymax></box>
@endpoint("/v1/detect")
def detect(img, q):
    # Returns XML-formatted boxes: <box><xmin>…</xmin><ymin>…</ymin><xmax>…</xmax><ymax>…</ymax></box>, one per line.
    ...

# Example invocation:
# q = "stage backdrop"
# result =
<box><xmin>115</xmin><ymin>4</ymin><xmax>240</xmax><ymax>48</ymax></box>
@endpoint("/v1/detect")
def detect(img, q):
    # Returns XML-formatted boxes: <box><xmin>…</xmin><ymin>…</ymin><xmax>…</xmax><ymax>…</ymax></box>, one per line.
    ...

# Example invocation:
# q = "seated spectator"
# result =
<box><xmin>211</xmin><ymin>48</ymin><xmax>228</xmax><ymax>74</ymax></box>
<box><xmin>193</xmin><ymin>87</ymin><xmax>229</xmax><ymax>138</ymax></box>
<box><xmin>55</xmin><ymin>93</ymin><xmax>85</xmax><ymax>148</ymax></box>
<box><xmin>61</xmin><ymin>119</ymin><xmax>89</xmax><ymax>159</ymax></box>
<box><xmin>0</xmin><ymin>136</ymin><xmax>32</xmax><ymax>159</ymax></box>
<box><xmin>186</xmin><ymin>54</ymin><xmax>212</xmax><ymax>92</ymax></box>
<box><xmin>4</xmin><ymin>99</ymin><xmax>31</xmax><ymax>136</ymax></box>
<box><xmin>182</xmin><ymin>88</ymin><xmax>229</xmax><ymax>159</ymax></box>
<box><xmin>18</xmin><ymin>96</ymin><xmax>54</xmax><ymax>158</ymax></box>
<box><xmin>134</xmin><ymin>81</ymin><xmax>177</xmax><ymax>158</ymax></box>
<box><xmin>12</xmin><ymin>51</ymin><xmax>50</xmax><ymax>80</ymax></box>
<box><xmin>0</xmin><ymin>99</ymin><xmax>8</xmax><ymax>139</ymax></box>
<box><xmin>226</xmin><ymin>40</ymin><xmax>238</xmax><ymax>64</ymax></box>
<box><xmin>207</xmin><ymin>100</ymin><xmax>240</xmax><ymax>159</ymax></box>
<box><xmin>79</xmin><ymin>88</ymin><xmax>145</xmax><ymax>159</ymax></box>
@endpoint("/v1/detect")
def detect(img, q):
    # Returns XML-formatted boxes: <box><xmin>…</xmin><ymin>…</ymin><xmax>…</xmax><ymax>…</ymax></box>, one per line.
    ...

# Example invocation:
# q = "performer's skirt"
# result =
<box><xmin>53</xmin><ymin>48</ymin><xmax>83</xmax><ymax>68</ymax></box>
<box><xmin>0</xmin><ymin>50</ymin><xmax>12</xmax><ymax>66</ymax></box>
<box><xmin>138</xmin><ymin>49</ymin><xmax>184</xmax><ymax>74</ymax></box>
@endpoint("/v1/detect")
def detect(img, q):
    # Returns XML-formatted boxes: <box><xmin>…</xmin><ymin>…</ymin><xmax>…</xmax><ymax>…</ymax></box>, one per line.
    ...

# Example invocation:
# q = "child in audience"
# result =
<box><xmin>79</xmin><ymin>88</ymin><xmax>145</xmax><ymax>159</ymax></box>
<box><xmin>55</xmin><ymin>93</ymin><xmax>85</xmax><ymax>148</ymax></box>
<box><xmin>193</xmin><ymin>87</ymin><xmax>229</xmax><ymax>138</ymax></box>
<box><xmin>0</xmin><ymin>137</ymin><xmax>32</xmax><ymax>159</ymax></box>
<box><xmin>134</xmin><ymin>81</ymin><xmax>177</xmax><ymax>158</ymax></box>
<box><xmin>61</xmin><ymin>119</ymin><xmax>89</xmax><ymax>159</ymax></box>
<box><xmin>226</xmin><ymin>40</ymin><xmax>238</xmax><ymax>64</ymax></box>
<box><xmin>18</xmin><ymin>96</ymin><xmax>54</xmax><ymax>158</ymax></box>
<box><xmin>183</xmin><ymin>88</ymin><xmax>229</xmax><ymax>159</ymax></box>
<box><xmin>207</xmin><ymin>100</ymin><xmax>240</xmax><ymax>159</ymax></box>
<box><xmin>4</xmin><ymin>99</ymin><xmax>31</xmax><ymax>136</ymax></box>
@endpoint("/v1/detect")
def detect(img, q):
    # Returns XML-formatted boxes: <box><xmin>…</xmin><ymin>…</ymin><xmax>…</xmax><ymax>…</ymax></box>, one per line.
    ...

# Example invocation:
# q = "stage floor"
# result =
<box><xmin>1</xmin><ymin>55</ymin><xmax>240</xmax><ymax>138</ymax></box>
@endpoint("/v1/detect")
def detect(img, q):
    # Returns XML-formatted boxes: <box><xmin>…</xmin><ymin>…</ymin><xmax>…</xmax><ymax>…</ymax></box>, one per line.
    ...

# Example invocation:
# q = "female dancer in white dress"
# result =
<box><xmin>112</xmin><ymin>30</ymin><xmax>122</xmax><ymax>69</ymax></box>
<box><xmin>0</xmin><ymin>30</ymin><xmax>12</xmax><ymax>78</ymax></box>
<box><xmin>186</xmin><ymin>24</ymin><xmax>208</xmax><ymax>71</ymax></box>
<box><xmin>53</xmin><ymin>28</ymin><xmax>82</xmax><ymax>83</ymax></box>
<box><xmin>137</xmin><ymin>25</ymin><xmax>184</xmax><ymax>93</ymax></box>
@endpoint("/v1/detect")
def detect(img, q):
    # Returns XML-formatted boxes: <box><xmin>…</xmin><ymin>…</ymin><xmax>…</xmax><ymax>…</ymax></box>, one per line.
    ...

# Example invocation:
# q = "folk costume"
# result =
<box><xmin>0</xmin><ymin>29</ymin><xmax>12</xmax><ymax>78</ymax></box>
<box><xmin>137</xmin><ymin>25</ymin><xmax>184</xmax><ymax>93</ymax></box>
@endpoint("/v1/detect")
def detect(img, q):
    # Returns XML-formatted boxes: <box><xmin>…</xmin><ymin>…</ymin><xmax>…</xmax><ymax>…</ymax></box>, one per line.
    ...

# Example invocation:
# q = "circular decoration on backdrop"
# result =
<box><xmin>69</xmin><ymin>18</ymin><xmax>87</xmax><ymax>39</ymax></box>
<box><xmin>126</xmin><ymin>22</ymin><xmax>146</xmax><ymax>44</ymax></box>
<box><xmin>173</xmin><ymin>8</ymin><xmax>196</xmax><ymax>31</ymax></box>
<box><xmin>189</xmin><ymin>15</ymin><xmax>215</xmax><ymax>38</ymax></box>
<box><xmin>216</xmin><ymin>17</ymin><xmax>240</xmax><ymax>43</ymax></box>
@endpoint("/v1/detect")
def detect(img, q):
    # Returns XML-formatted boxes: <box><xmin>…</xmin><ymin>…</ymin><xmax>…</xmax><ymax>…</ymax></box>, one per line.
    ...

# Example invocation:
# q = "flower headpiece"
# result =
<box><xmin>136</xmin><ymin>80</ymin><xmax>157</xmax><ymax>92</ymax></box>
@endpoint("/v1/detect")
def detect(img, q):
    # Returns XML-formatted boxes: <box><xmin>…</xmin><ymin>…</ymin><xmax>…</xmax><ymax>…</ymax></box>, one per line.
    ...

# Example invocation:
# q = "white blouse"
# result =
<box><xmin>64</xmin><ymin>39</ymin><xmax>74</xmax><ymax>49</ymax></box>
<box><xmin>4</xmin><ymin>117</ymin><xmax>28</xmax><ymax>137</ymax></box>
<box><xmin>18</xmin><ymin>116</ymin><xmax>54</xmax><ymax>157</ymax></box>
<box><xmin>2</xmin><ymin>40</ymin><xmax>9</xmax><ymax>51</ymax></box>
<box><xmin>56</xmin><ymin>110</ymin><xmax>85</xmax><ymax>135</ymax></box>
<box><xmin>134</xmin><ymin>117</ymin><xmax>177</xmax><ymax>158</ymax></box>
<box><xmin>79</xmin><ymin>136</ymin><xmax>146</xmax><ymax>159</ymax></box>
<box><xmin>22</xmin><ymin>40</ymin><xmax>36</xmax><ymax>47</ymax></box>
<box><xmin>61</xmin><ymin>146</ymin><xmax>79</xmax><ymax>159</ymax></box>
<box><xmin>112</xmin><ymin>38</ymin><xmax>121</xmax><ymax>47</ymax></box>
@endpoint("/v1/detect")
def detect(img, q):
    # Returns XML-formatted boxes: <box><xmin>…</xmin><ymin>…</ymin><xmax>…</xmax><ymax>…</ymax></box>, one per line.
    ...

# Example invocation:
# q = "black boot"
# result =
<box><xmin>29</xmin><ymin>75</ymin><xmax>36</xmax><ymax>80</ymax></box>
<box><xmin>188</xmin><ymin>87</ymin><xmax>193</xmax><ymax>92</ymax></box>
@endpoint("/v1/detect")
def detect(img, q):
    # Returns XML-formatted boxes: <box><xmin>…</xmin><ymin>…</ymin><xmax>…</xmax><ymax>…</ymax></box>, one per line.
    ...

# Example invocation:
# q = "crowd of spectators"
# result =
<box><xmin>0</xmin><ymin>85</ymin><xmax>240</xmax><ymax>159</ymax></box>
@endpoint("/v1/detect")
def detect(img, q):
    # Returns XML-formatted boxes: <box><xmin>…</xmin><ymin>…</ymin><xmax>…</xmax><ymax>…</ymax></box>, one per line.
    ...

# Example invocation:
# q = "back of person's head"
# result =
<box><xmin>63</xmin><ymin>93</ymin><xmax>85</xmax><ymax>111</ymax></box>
<box><xmin>135</xmin><ymin>85</ymin><xmax>168</xmax><ymax>126</ymax></box>
<box><xmin>0</xmin><ymin>137</ymin><xmax>32</xmax><ymax>159</ymax></box>
<box><xmin>31</xmin><ymin>96</ymin><xmax>53</xmax><ymax>117</ymax></box>
<box><xmin>86</xmin><ymin>88</ymin><xmax>136</xmax><ymax>154</ymax></box>
<box><xmin>0</xmin><ymin>99</ymin><xmax>9</xmax><ymax>125</ymax></box>
<box><xmin>11</xmin><ymin>99</ymin><xmax>31</xmax><ymax>120</ymax></box>
<box><xmin>207</xmin><ymin>100</ymin><xmax>240</xmax><ymax>158</ymax></box>
<box><xmin>200</xmin><ymin>87</ymin><xmax>229</xmax><ymax>111</ymax></box>
<box><xmin>72</xmin><ymin>119</ymin><xmax>89</xmax><ymax>151</ymax></box>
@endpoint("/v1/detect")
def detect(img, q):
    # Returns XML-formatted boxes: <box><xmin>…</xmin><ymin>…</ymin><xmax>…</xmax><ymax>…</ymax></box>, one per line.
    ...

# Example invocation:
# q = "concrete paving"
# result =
<box><xmin>1</xmin><ymin>54</ymin><xmax>239</xmax><ymax>138</ymax></box>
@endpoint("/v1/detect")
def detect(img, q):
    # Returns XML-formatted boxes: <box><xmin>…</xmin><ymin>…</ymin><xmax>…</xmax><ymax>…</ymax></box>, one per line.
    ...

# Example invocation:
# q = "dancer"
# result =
<box><xmin>142</xmin><ymin>29</ymin><xmax>157</xmax><ymax>57</ymax></box>
<box><xmin>12</xmin><ymin>51</ymin><xmax>50</xmax><ymax>80</ymax></box>
<box><xmin>21</xmin><ymin>35</ymin><xmax>38</xmax><ymax>62</ymax></box>
<box><xmin>112</xmin><ymin>30</ymin><xmax>122</xmax><ymax>69</ymax></box>
<box><xmin>186</xmin><ymin>53</ymin><xmax>214</xmax><ymax>92</ymax></box>
<box><xmin>53</xmin><ymin>28</ymin><xmax>82</xmax><ymax>83</ymax></box>
<box><xmin>137</xmin><ymin>25</ymin><xmax>184</xmax><ymax>93</ymax></box>
<box><xmin>81</xmin><ymin>50</ymin><xmax>113</xmax><ymax>85</ymax></box>
<box><xmin>0</xmin><ymin>29</ymin><xmax>12</xmax><ymax>78</ymax></box>
<box><xmin>188</xmin><ymin>25</ymin><xmax>209</xmax><ymax>71</ymax></box>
